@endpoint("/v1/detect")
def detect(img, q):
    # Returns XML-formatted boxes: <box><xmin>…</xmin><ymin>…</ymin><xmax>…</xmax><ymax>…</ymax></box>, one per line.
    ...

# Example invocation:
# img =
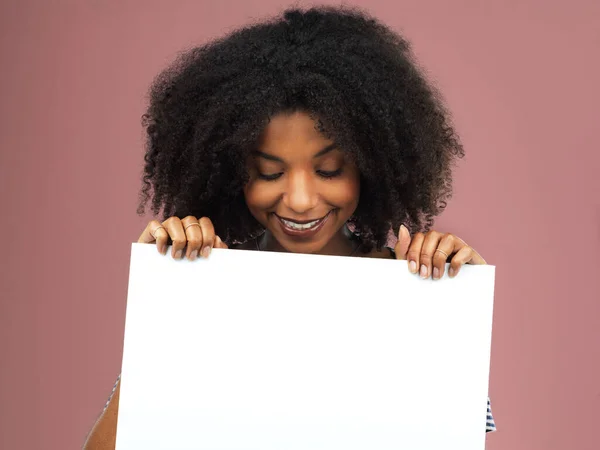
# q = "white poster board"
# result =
<box><xmin>116</xmin><ymin>243</ymin><xmax>495</xmax><ymax>450</ymax></box>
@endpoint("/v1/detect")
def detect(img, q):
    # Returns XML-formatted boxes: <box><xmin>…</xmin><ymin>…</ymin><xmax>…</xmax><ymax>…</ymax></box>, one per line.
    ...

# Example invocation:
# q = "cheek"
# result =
<box><xmin>243</xmin><ymin>180</ymin><xmax>280</xmax><ymax>215</ymax></box>
<box><xmin>328</xmin><ymin>170</ymin><xmax>360</xmax><ymax>210</ymax></box>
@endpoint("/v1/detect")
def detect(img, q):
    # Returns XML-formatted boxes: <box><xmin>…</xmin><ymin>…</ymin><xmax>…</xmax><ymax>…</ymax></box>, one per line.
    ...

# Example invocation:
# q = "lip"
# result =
<box><xmin>274</xmin><ymin>211</ymin><xmax>332</xmax><ymax>238</ymax></box>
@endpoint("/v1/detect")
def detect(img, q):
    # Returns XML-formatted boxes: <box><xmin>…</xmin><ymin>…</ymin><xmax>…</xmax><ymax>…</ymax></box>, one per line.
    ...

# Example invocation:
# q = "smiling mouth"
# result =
<box><xmin>280</xmin><ymin>217</ymin><xmax>322</xmax><ymax>230</ymax></box>
<box><xmin>275</xmin><ymin>211</ymin><xmax>333</xmax><ymax>236</ymax></box>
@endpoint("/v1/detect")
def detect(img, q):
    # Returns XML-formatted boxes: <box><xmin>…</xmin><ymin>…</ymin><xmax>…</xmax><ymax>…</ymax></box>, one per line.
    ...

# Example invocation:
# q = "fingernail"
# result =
<box><xmin>174</xmin><ymin>249</ymin><xmax>182</xmax><ymax>259</ymax></box>
<box><xmin>420</xmin><ymin>264</ymin><xmax>428</xmax><ymax>278</ymax></box>
<box><xmin>409</xmin><ymin>260</ymin><xmax>417</xmax><ymax>273</ymax></box>
<box><xmin>189</xmin><ymin>250</ymin><xmax>198</xmax><ymax>260</ymax></box>
<box><xmin>433</xmin><ymin>267</ymin><xmax>440</xmax><ymax>280</ymax></box>
<box><xmin>448</xmin><ymin>267</ymin><xmax>455</xmax><ymax>278</ymax></box>
<box><xmin>202</xmin><ymin>246</ymin><xmax>211</xmax><ymax>258</ymax></box>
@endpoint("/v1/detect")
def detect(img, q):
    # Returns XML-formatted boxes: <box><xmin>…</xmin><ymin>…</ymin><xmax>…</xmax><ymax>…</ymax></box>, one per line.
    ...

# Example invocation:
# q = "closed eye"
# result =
<box><xmin>257</xmin><ymin>172</ymin><xmax>283</xmax><ymax>181</ymax></box>
<box><xmin>317</xmin><ymin>168</ymin><xmax>343</xmax><ymax>179</ymax></box>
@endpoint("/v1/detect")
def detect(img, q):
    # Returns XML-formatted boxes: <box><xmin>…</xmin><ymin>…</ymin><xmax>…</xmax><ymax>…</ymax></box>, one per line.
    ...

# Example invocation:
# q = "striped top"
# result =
<box><xmin>104</xmin><ymin>374</ymin><xmax>496</xmax><ymax>432</ymax></box>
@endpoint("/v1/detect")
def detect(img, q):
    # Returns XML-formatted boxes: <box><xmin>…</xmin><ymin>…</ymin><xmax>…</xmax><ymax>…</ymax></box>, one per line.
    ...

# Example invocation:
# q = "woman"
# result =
<box><xmin>84</xmin><ymin>6</ymin><xmax>495</xmax><ymax>448</ymax></box>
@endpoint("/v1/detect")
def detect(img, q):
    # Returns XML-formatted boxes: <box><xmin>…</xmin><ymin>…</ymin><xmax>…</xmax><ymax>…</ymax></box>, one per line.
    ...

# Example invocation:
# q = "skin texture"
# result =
<box><xmin>82</xmin><ymin>383</ymin><xmax>120</xmax><ymax>449</ymax></box>
<box><xmin>138</xmin><ymin>6</ymin><xmax>465</xmax><ymax>252</ymax></box>
<box><xmin>84</xmin><ymin>6</ymin><xmax>488</xmax><ymax>449</ymax></box>
<box><xmin>83</xmin><ymin>112</ymin><xmax>485</xmax><ymax>450</ymax></box>
<box><xmin>244</xmin><ymin>111</ymin><xmax>360</xmax><ymax>256</ymax></box>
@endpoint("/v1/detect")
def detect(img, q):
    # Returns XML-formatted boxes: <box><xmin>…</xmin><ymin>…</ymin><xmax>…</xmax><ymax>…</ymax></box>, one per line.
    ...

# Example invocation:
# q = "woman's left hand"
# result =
<box><xmin>394</xmin><ymin>225</ymin><xmax>486</xmax><ymax>280</ymax></box>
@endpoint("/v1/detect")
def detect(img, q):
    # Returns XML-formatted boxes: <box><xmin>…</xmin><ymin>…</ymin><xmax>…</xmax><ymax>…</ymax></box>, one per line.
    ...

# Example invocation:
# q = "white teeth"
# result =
<box><xmin>281</xmin><ymin>218</ymin><xmax>320</xmax><ymax>230</ymax></box>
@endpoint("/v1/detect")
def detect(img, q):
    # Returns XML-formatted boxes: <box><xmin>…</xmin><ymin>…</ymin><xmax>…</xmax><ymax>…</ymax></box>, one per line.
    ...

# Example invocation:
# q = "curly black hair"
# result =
<box><xmin>138</xmin><ymin>5</ymin><xmax>464</xmax><ymax>251</ymax></box>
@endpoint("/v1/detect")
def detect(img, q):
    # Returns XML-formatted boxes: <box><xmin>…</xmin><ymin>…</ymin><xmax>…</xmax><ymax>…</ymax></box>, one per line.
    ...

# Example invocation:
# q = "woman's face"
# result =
<box><xmin>244</xmin><ymin>111</ymin><xmax>360</xmax><ymax>254</ymax></box>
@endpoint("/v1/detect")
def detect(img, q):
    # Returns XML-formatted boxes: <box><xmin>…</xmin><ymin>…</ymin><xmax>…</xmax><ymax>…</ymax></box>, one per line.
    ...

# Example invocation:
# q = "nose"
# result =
<box><xmin>283</xmin><ymin>170</ymin><xmax>318</xmax><ymax>214</ymax></box>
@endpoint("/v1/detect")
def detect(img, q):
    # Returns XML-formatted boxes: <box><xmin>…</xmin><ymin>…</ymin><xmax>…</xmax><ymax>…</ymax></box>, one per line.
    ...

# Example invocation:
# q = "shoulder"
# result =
<box><xmin>82</xmin><ymin>375</ymin><xmax>121</xmax><ymax>449</ymax></box>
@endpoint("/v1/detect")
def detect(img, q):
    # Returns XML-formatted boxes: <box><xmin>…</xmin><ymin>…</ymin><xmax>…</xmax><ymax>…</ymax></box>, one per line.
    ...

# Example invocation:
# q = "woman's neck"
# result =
<box><xmin>258</xmin><ymin>225</ymin><xmax>358</xmax><ymax>256</ymax></box>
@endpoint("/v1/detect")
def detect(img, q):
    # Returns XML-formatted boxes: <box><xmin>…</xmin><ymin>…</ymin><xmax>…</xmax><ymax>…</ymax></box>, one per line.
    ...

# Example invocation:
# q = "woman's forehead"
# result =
<box><xmin>258</xmin><ymin>111</ymin><xmax>335</xmax><ymax>153</ymax></box>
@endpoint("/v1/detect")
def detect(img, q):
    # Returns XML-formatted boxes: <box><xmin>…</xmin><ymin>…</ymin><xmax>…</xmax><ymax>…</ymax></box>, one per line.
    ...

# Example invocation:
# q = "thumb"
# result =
<box><xmin>394</xmin><ymin>224</ymin><xmax>411</xmax><ymax>260</ymax></box>
<box><xmin>214</xmin><ymin>235</ymin><xmax>229</xmax><ymax>249</ymax></box>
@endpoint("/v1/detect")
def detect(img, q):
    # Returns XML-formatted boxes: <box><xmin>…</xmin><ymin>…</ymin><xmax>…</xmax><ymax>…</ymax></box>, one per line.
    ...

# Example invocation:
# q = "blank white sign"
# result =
<box><xmin>116</xmin><ymin>243</ymin><xmax>495</xmax><ymax>450</ymax></box>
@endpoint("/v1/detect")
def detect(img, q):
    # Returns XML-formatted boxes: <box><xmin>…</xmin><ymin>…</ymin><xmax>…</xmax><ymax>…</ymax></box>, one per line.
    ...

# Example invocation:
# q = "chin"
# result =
<box><xmin>279</xmin><ymin>239</ymin><xmax>323</xmax><ymax>254</ymax></box>
<box><xmin>275</xmin><ymin>233</ymin><xmax>330</xmax><ymax>254</ymax></box>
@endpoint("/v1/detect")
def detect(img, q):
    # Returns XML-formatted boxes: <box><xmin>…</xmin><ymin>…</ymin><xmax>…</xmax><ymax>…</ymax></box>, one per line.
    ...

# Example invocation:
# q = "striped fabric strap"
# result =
<box><xmin>486</xmin><ymin>397</ymin><xmax>497</xmax><ymax>432</ymax></box>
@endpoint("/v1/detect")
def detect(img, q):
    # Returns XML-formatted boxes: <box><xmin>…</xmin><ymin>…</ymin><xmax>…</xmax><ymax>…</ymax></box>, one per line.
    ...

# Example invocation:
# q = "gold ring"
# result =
<box><xmin>150</xmin><ymin>226</ymin><xmax>165</xmax><ymax>238</ymax></box>
<box><xmin>184</xmin><ymin>223</ymin><xmax>201</xmax><ymax>231</ymax></box>
<box><xmin>435</xmin><ymin>249</ymin><xmax>449</xmax><ymax>258</ymax></box>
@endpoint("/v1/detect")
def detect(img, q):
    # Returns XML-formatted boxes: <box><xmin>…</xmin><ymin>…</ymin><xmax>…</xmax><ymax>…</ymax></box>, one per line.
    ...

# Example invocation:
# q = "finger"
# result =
<box><xmin>137</xmin><ymin>220</ymin><xmax>161</xmax><ymax>243</ymax></box>
<box><xmin>468</xmin><ymin>248</ymin><xmax>486</xmax><ymax>265</ymax></box>
<box><xmin>162</xmin><ymin>217</ymin><xmax>187</xmax><ymax>259</ymax></box>
<box><xmin>394</xmin><ymin>224</ymin><xmax>411</xmax><ymax>260</ymax></box>
<box><xmin>214</xmin><ymin>235</ymin><xmax>228</xmax><ymax>249</ymax></box>
<box><xmin>181</xmin><ymin>216</ymin><xmax>202</xmax><ymax>260</ymax></box>
<box><xmin>448</xmin><ymin>245</ymin><xmax>475</xmax><ymax>278</ymax></box>
<box><xmin>453</xmin><ymin>235</ymin><xmax>486</xmax><ymax>265</ymax></box>
<box><xmin>432</xmin><ymin>234</ymin><xmax>459</xmax><ymax>280</ymax></box>
<box><xmin>138</xmin><ymin>220</ymin><xmax>169</xmax><ymax>255</ymax></box>
<box><xmin>198</xmin><ymin>217</ymin><xmax>216</xmax><ymax>257</ymax></box>
<box><xmin>419</xmin><ymin>231</ymin><xmax>443</xmax><ymax>279</ymax></box>
<box><xmin>406</xmin><ymin>232</ymin><xmax>425</xmax><ymax>275</ymax></box>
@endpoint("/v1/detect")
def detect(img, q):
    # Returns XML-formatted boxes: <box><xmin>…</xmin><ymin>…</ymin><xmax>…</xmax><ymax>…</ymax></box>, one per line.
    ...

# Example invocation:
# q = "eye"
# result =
<box><xmin>257</xmin><ymin>172</ymin><xmax>283</xmax><ymax>181</ymax></box>
<box><xmin>316</xmin><ymin>168</ymin><xmax>343</xmax><ymax>179</ymax></box>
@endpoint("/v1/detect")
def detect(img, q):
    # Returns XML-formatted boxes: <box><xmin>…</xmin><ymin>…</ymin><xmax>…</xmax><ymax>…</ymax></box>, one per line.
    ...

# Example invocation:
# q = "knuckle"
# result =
<box><xmin>419</xmin><ymin>252</ymin><xmax>432</xmax><ymax>263</ymax></box>
<box><xmin>407</xmin><ymin>250</ymin><xmax>420</xmax><ymax>260</ymax></box>
<box><xmin>187</xmin><ymin>237</ymin><xmax>202</xmax><ymax>248</ymax></box>
<box><xmin>172</xmin><ymin>238</ymin><xmax>186</xmax><ymax>247</ymax></box>
<box><xmin>441</xmin><ymin>233</ymin><xmax>454</xmax><ymax>243</ymax></box>
<box><xmin>199</xmin><ymin>216</ymin><xmax>214</xmax><ymax>227</ymax></box>
<box><xmin>427</xmin><ymin>230</ymin><xmax>440</xmax><ymax>238</ymax></box>
<box><xmin>163</xmin><ymin>216</ymin><xmax>179</xmax><ymax>226</ymax></box>
<box><xmin>454</xmin><ymin>235</ymin><xmax>467</xmax><ymax>247</ymax></box>
<box><xmin>461</xmin><ymin>245</ymin><xmax>473</xmax><ymax>255</ymax></box>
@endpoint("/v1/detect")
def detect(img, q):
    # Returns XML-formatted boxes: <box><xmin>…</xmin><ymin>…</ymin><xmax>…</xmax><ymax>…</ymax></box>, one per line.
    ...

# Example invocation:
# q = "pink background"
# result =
<box><xmin>1</xmin><ymin>0</ymin><xmax>598</xmax><ymax>449</ymax></box>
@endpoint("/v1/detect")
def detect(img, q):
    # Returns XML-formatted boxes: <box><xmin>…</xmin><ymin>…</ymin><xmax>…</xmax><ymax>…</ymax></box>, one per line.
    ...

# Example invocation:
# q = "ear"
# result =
<box><xmin>394</xmin><ymin>224</ymin><xmax>411</xmax><ymax>260</ymax></box>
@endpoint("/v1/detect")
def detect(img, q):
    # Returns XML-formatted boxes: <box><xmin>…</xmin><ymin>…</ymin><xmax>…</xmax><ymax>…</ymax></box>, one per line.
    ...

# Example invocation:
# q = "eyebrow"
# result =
<box><xmin>253</xmin><ymin>143</ymin><xmax>337</xmax><ymax>162</ymax></box>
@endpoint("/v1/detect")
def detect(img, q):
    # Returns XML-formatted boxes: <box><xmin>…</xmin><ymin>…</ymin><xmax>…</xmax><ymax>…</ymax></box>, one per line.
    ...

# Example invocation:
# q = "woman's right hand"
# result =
<box><xmin>137</xmin><ymin>216</ymin><xmax>228</xmax><ymax>260</ymax></box>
